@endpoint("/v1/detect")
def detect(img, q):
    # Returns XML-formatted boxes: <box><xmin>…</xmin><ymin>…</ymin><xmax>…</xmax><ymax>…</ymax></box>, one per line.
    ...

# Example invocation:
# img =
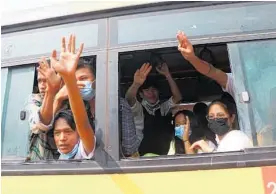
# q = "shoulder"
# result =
<box><xmin>226</xmin><ymin>130</ymin><xmax>248</xmax><ymax>139</ymax></box>
<box><xmin>222</xmin><ymin>130</ymin><xmax>252</xmax><ymax>147</ymax></box>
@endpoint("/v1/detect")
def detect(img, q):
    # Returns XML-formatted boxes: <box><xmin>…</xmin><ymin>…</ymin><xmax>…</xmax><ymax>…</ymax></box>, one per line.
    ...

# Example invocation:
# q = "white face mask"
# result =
<box><xmin>144</xmin><ymin>99</ymin><xmax>160</xmax><ymax>107</ymax></box>
<box><xmin>58</xmin><ymin>141</ymin><xmax>80</xmax><ymax>160</ymax></box>
<box><xmin>80</xmin><ymin>80</ymin><xmax>95</xmax><ymax>101</ymax></box>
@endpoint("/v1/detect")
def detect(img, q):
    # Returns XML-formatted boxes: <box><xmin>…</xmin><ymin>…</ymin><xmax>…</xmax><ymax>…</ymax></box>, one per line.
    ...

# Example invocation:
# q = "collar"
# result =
<box><xmin>141</xmin><ymin>99</ymin><xmax>161</xmax><ymax>115</ymax></box>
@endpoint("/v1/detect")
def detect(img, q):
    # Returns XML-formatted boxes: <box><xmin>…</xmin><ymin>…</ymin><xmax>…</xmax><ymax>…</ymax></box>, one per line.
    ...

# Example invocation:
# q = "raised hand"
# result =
<box><xmin>37</xmin><ymin>54</ymin><xmax>61</xmax><ymax>93</ymax></box>
<box><xmin>51</xmin><ymin>34</ymin><xmax>84</xmax><ymax>77</ymax></box>
<box><xmin>177</xmin><ymin>31</ymin><xmax>196</xmax><ymax>61</ymax></box>
<box><xmin>156</xmin><ymin>63</ymin><xmax>170</xmax><ymax>77</ymax></box>
<box><xmin>183</xmin><ymin>116</ymin><xmax>190</xmax><ymax>141</ymax></box>
<box><xmin>133</xmin><ymin>63</ymin><xmax>152</xmax><ymax>86</ymax></box>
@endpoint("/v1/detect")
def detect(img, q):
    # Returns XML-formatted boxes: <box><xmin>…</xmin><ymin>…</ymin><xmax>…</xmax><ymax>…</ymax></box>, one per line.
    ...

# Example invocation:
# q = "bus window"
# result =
<box><xmin>1</xmin><ymin>65</ymin><xmax>35</xmax><ymax>160</ymax></box>
<box><xmin>228</xmin><ymin>39</ymin><xmax>276</xmax><ymax>146</ymax></box>
<box><xmin>118</xmin><ymin>43</ymin><xmax>243</xmax><ymax>157</ymax></box>
<box><xmin>29</xmin><ymin>56</ymin><xmax>97</xmax><ymax>161</ymax></box>
<box><xmin>1</xmin><ymin>55</ymin><xmax>97</xmax><ymax>161</ymax></box>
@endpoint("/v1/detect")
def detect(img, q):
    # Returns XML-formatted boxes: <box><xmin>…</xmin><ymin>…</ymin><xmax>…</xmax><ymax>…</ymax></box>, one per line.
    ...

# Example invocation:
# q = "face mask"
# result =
<box><xmin>58</xmin><ymin>141</ymin><xmax>79</xmax><ymax>160</ymax></box>
<box><xmin>175</xmin><ymin>125</ymin><xmax>192</xmax><ymax>140</ymax></box>
<box><xmin>144</xmin><ymin>99</ymin><xmax>160</xmax><ymax>107</ymax></box>
<box><xmin>80</xmin><ymin>80</ymin><xmax>95</xmax><ymax>101</ymax></box>
<box><xmin>208</xmin><ymin>118</ymin><xmax>230</xmax><ymax>136</ymax></box>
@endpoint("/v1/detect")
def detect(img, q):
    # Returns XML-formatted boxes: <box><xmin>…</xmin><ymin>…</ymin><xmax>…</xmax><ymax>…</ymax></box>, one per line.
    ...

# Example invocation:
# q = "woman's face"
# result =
<box><xmin>175</xmin><ymin>113</ymin><xmax>186</xmax><ymax>127</ymax></box>
<box><xmin>208</xmin><ymin>104</ymin><xmax>234</xmax><ymax>128</ymax></box>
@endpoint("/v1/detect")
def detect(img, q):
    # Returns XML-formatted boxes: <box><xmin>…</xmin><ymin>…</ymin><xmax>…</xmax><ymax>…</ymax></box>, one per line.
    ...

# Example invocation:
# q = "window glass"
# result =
<box><xmin>110</xmin><ymin>3</ymin><xmax>276</xmax><ymax>46</ymax></box>
<box><xmin>1</xmin><ymin>20</ymin><xmax>104</xmax><ymax>61</ymax></box>
<box><xmin>228</xmin><ymin>39</ymin><xmax>276</xmax><ymax>146</ymax></box>
<box><xmin>1</xmin><ymin>56</ymin><xmax>99</xmax><ymax>161</ymax></box>
<box><xmin>1</xmin><ymin>65</ymin><xmax>35</xmax><ymax>159</ymax></box>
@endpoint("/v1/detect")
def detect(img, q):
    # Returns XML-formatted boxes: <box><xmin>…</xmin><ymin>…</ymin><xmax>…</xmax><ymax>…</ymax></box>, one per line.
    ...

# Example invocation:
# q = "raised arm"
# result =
<box><xmin>51</xmin><ymin>35</ymin><xmax>95</xmax><ymax>154</ymax></box>
<box><xmin>177</xmin><ymin>31</ymin><xmax>228</xmax><ymax>89</ymax></box>
<box><xmin>182</xmin><ymin>116</ymin><xmax>195</xmax><ymax>154</ymax></box>
<box><xmin>37</xmin><ymin>55</ymin><xmax>61</xmax><ymax>126</ymax></box>
<box><xmin>125</xmin><ymin>63</ymin><xmax>152</xmax><ymax>107</ymax></box>
<box><xmin>156</xmin><ymin>63</ymin><xmax>182</xmax><ymax>103</ymax></box>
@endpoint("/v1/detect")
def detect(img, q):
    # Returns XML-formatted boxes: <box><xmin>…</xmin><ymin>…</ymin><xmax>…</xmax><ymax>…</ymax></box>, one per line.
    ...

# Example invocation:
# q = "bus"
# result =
<box><xmin>1</xmin><ymin>1</ymin><xmax>276</xmax><ymax>194</ymax></box>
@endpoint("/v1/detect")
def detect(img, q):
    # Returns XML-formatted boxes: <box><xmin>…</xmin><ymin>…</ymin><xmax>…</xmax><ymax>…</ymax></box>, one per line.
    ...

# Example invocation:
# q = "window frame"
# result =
<box><xmin>2</xmin><ymin>147</ymin><xmax>276</xmax><ymax>176</ymax></box>
<box><xmin>109</xmin><ymin>1</ymin><xmax>276</xmax><ymax>48</ymax></box>
<box><xmin>0</xmin><ymin>51</ymin><xmax>108</xmax><ymax>162</ymax></box>
<box><xmin>228</xmin><ymin>39</ymin><xmax>276</xmax><ymax>146</ymax></box>
<box><xmin>2</xmin><ymin>1</ymin><xmax>276</xmax><ymax>176</ymax></box>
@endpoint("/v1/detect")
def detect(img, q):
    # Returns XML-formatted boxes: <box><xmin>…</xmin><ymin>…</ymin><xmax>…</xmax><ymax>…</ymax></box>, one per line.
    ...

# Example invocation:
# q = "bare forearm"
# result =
<box><xmin>183</xmin><ymin>141</ymin><xmax>195</xmax><ymax>154</ymax></box>
<box><xmin>166</xmin><ymin>74</ymin><xmax>182</xmax><ymax>103</ymax></box>
<box><xmin>39</xmin><ymin>91</ymin><xmax>56</xmax><ymax>125</ymax></box>
<box><xmin>53</xmin><ymin>98</ymin><xmax>64</xmax><ymax>115</ymax></box>
<box><xmin>63</xmin><ymin>75</ymin><xmax>95</xmax><ymax>152</ymax></box>
<box><xmin>188</xmin><ymin>56</ymin><xmax>212</xmax><ymax>75</ymax></box>
<box><xmin>188</xmin><ymin>56</ymin><xmax>228</xmax><ymax>88</ymax></box>
<box><xmin>125</xmin><ymin>83</ymin><xmax>140</xmax><ymax>107</ymax></box>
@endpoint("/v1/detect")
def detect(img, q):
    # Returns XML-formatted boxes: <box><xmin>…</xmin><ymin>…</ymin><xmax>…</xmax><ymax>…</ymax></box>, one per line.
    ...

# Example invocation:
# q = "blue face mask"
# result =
<box><xmin>175</xmin><ymin>125</ymin><xmax>185</xmax><ymax>140</ymax></box>
<box><xmin>58</xmin><ymin>141</ymin><xmax>79</xmax><ymax>160</ymax></box>
<box><xmin>175</xmin><ymin>125</ymin><xmax>192</xmax><ymax>140</ymax></box>
<box><xmin>80</xmin><ymin>80</ymin><xmax>95</xmax><ymax>101</ymax></box>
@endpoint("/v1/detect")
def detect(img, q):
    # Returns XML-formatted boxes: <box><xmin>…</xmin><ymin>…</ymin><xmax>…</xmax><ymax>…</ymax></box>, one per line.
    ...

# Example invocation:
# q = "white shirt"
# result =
<box><xmin>131</xmin><ymin>97</ymin><xmax>175</xmax><ymax>144</ymax></box>
<box><xmin>197</xmin><ymin>140</ymin><xmax>216</xmax><ymax>154</ymax></box>
<box><xmin>216</xmin><ymin>130</ymin><xmax>253</xmax><ymax>152</ymax></box>
<box><xmin>223</xmin><ymin>73</ymin><xmax>264</xmax><ymax>136</ymax></box>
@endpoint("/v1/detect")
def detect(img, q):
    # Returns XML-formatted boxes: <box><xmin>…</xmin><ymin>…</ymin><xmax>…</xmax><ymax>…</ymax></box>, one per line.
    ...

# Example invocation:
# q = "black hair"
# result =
<box><xmin>208</xmin><ymin>99</ymin><xmax>236</xmax><ymax>117</ymax></box>
<box><xmin>173</xmin><ymin>110</ymin><xmax>202</xmax><ymax>154</ymax></box>
<box><xmin>193</xmin><ymin>102</ymin><xmax>217</xmax><ymax>146</ymax></box>
<box><xmin>139</xmin><ymin>78</ymin><xmax>159</xmax><ymax>92</ymax></box>
<box><xmin>53</xmin><ymin>109</ymin><xmax>76</xmax><ymax>131</ymax></box>
<box><xmin>76</xmin><ymin>58</ymin><xmax>96</xmax><ymax>78</ymax></box>
<box><xmin>193</xmin><ymin>102</ymin><xmax>208</xmax><ymax>116</ymax></box>
<box><xmin>207</xmin><ymin>98</ymin><xmax>239</xmax><ymax>130</ymax></box>
<box><xmin>173</xmin><ymin>109</ymin><xmax>217</xmax><ymax>154</ymax></box>
<box><xmin>221</xmin><ymin>92</ymin><xmax>235</xmax><ymax>105</ymax></box>
<box><xmin>53</xmin><ymin>105</ymin><xmax>95</xmax><ymax>133</ymax></box>
<box><xmin>174</xmin><ymin>110</ymin><xmax>199</xmax><ymax>131</ymax></box>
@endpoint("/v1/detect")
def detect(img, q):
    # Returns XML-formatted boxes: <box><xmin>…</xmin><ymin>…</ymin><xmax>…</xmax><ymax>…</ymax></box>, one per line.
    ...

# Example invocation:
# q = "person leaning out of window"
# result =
<box><xmin>49</xmin><ymin>35</ymin><xmax>96</xmax><ymax>159</ymax></box>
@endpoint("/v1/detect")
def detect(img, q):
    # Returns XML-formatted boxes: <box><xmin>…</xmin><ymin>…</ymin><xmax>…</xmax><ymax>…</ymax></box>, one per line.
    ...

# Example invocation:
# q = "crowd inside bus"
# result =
<box><xmin>25</xmin><ymin>31</ymin><xmax>261</xmax><ymax>161</ymax></box>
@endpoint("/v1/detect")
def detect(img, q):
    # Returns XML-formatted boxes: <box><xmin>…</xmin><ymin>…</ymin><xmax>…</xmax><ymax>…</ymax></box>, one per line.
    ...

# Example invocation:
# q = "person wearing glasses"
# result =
<box><xmin>190</xmin><ymin>99</ymin><xmax>253</xmax><ymax>153</ymax></box>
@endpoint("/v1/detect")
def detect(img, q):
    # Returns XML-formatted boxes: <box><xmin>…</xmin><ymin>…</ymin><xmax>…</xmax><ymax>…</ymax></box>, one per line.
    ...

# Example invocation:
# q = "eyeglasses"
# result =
<box><xmin>206</xmin><ymin>114</ymin><xmax>228</xmax><ymax>121</ymax></box>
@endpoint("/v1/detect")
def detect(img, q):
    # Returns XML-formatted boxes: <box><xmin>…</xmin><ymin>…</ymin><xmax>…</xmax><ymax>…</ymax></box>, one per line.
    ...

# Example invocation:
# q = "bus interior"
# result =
<box><xmin>119</xmin><ymin>43</ymin><xmax>231</xmax><ymax>113</ymax></box>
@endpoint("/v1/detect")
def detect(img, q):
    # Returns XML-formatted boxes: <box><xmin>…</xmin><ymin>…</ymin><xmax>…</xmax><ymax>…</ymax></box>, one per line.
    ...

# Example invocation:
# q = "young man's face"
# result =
<box><xmin>141</xmin><ymin>86</ymin><xmax>159</xmax><ymax>104</ymax></box>
<box><xmin>37</xmin><ymin>72</ymin><xmax>47</xmax><ymax>98</ymax></box>
<box><xmin>75</xmin><ymin>67</ymin><xmax>96</xmax><ymax>91</ymax></box>
<box><xmin>76</xmin><ymin>67</ymin><xmax>95</xmax><ymax>81</ymax></box>
<box><xmin>54</xmin><ymin>118</ymin><xmax>79</xmax><ymax>154</ymax></box>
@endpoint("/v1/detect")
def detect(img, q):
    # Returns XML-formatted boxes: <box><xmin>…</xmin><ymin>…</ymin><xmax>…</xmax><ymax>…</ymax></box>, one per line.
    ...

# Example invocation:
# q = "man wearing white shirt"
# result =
<box><xmin>125</xmin><ymin>62</ymin><xmax>182</xmax><ymax>156</ymax></box>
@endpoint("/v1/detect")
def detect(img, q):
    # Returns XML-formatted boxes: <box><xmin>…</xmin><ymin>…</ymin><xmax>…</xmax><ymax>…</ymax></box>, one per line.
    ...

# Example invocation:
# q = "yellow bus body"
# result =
<box><xmin>2</xmin><ymin>166</ymin><xmax>276</xmax><ymax>194</ymax></box>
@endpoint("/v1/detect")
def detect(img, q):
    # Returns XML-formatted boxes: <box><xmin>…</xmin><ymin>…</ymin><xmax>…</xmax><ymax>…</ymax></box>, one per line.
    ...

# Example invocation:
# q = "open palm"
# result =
<box><xmin>37</xmin><ymin>56</ymin><xmax>61</xmax><ymax>93</ymax></box>
<box><xmin>134</xmin><ymin>63</ymin><xmax>152</xmax><ymax>86</ymax></box>
<box><xmin>156</xmin><ymin>63</ymin><xmax>170</xmax><ymax>76</ymax></box>
<box><xmin>51</xmin><ymin>35</ymin><xmax>84</xmax><ymax>77</ymax></box>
